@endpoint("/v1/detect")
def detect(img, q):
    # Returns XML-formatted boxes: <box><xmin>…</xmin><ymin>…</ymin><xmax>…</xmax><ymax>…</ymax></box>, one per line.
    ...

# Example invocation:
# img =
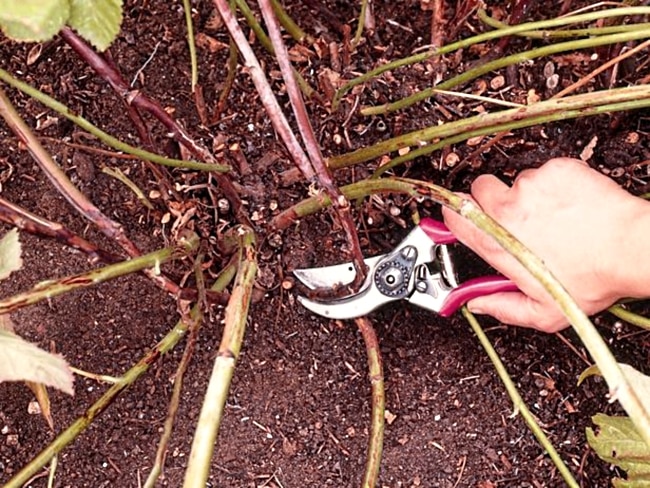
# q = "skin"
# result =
<box><xmin>442</xmin><ymin>157</ymin><xmax>650</xmax><ymax>332</ymax></box>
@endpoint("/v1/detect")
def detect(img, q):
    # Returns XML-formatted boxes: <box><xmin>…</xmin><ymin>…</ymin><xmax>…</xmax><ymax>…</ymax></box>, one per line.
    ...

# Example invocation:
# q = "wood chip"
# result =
<box><xmin>580</xmin><ymin>135</ymin><xmax>598</xmax><ymax>161</ymax></box>
<box><xmin>384</xmin><ymin>409</ymin><xmax>397</xmax><ymax>425</ymax></box>
<box><xmin>466</xmin><ymin>136</ymin><xmax>485</xmax><ymax>147</ymax></box>
<box><xmin>195</xmin><ymin>32</ymin><xmax>228</xmax><ymax>53</ymax></box>
<box><xmin>490</xmin><ymin>75</ymin><xmax>505</xmax><ymax>90</ymax></box>
<box><xmin>445</xmin><ymin>152</ymin><xmax>460</xmax><ymax>167</ymax></box>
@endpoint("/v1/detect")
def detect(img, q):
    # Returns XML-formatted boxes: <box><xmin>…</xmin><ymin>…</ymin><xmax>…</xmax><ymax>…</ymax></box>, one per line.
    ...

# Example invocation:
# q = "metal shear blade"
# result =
<box><xmin>293</xmin><ymin>255</ymin><xmax>384</xmax><ymax>290</ymax></box>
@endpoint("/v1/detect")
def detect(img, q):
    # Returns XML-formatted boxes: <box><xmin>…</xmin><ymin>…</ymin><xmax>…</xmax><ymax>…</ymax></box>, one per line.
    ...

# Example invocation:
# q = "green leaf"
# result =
<box><xmin>0</xmin><ymin>0</ymin><xmax>70</xmax><ymax>42</ymax></box>
<box><xmin>0</xmin><ymin>329</ymin><xmax>74</xmax><ymax>395</ymax></box>
<box><xmin>587</xmin><ymin>413</ymin><xmax>650</xmax><ymax>487</ymax></box>
<box><xmin>0</xmin><ymin>228</ymin><xmax>23</xmax><ymax>281</ymax></box>
<box><xmin>68</xmin><ymin>0</ymin><xmax>123</xmax><ymax>51</ymax></box>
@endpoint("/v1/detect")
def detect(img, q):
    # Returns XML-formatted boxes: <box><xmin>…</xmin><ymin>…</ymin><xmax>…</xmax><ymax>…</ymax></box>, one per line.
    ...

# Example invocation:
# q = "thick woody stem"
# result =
<box><xmin>257</xmin><ymin>0</ymin><xmax>367</xmax><ymax>285</ymax></box>
<box><xmin>211</xmin><ymin>0</ymin><xmax>316</xmax><ymax>180</ymax></box>
<box><xmin>0</xmin><ymin>195</ymin><xmax>119</xmax><ymax>264</ymax></box>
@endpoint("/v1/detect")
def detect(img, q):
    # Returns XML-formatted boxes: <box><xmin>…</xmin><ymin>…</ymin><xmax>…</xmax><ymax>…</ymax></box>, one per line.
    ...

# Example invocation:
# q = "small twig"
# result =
<box><xmin>430</xmin><ymin>0</ymin><xmax>445</xmax><ymax>49</ymax></box>
<box><xmin>561</xmin><ymin>1</ymin><xmax>630</xmax><ymax>18</ymax></box>
<box><xmin>554</xmin><ymin>332</ymin><xmax>592</xmax><ymax>367</ymax></box>
<box><xmin>452</xmin><ymin>455</ymin><xmax>466</xmax><ymax>488</ymax></box>
<box><xmin>130</xmin><ymin>41</ymin><xmax>162</xmax><ymax>88</ymax></box>
<box><xmin>257</xmin><ymin>0</ymin><xmax>367</xmax><ymax>286</ymax></box>
<box><xmin>181</xmin><ymin>0</ymin><xmax>198</xmax><ymax>91</ymax></box>
<box><xmin>432</xmin><ymin>88</ymin><xmax>525</xmax><ymax>108</ymax></box>
<box><xmin>212</xmin><ymin>34</ymin><xmax>239</xmax><ymax>122</ymax></box>
<box><xmin>102</xmin><ymin>167</ymin><xmax>154</xmax><ymax>210</ymax></box>
<box><xmin>42</xmin><ymin>137</ymin><xmax>149</xmax><ymax>159</ymax></box>
<box><xmin>0</xmin><ymin>234</ymin><xmax>198</xmax><ymax>316</ymax></box>
<box><xmin>445</xmin><ymin>132</ymin><xmax>509</xmax><ymax>186</ymax></box>
<box><xmin>355</xmin><ymin>317</ymin><xmax>385</xmax><ymax>488</ymax></box>
<box><xmin>102</xmin><ymin>49</ymin><xmax>156</xmax><ymax>149</ymax></box>
<box><xmin>70</xmin><ymin>368</ymin><xmax>121</xmax><ymax>384</ymax></box>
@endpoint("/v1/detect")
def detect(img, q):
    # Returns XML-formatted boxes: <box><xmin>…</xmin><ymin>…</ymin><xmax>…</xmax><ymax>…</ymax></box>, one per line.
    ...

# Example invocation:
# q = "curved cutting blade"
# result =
<box><xmin>293</xmin><ymin>255</ymin><xmax>384</xmax><ymax>290</ymax></box>
<box><xmin>296</xmin><ymin>283</ymin><xmax>391</xmax><ymax>319</ymax></box>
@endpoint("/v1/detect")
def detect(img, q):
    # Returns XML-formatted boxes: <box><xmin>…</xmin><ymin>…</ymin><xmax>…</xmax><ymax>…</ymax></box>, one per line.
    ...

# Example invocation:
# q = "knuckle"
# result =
<box><xmin>545</xmin><ymin>157</ymin><xmax>582</xmax><ymax>169</ymax></box>
<box><xmin>489</xmin><ymin>198</ymin><xmax>518</xmax><ymax>224</ymax></box>
<box><xmin>530</xmin><ymin>305</ymin><xmax>567</xmax><ymax>332</ymax></box>
<box><xmin>512</xmin><ymin>168</ymin><xmax>538</xmax><ymax>191</ymax></box>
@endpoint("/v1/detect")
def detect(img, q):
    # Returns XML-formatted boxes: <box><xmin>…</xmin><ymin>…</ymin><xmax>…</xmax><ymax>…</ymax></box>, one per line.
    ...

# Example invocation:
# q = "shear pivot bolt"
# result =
<box><xmin>401</xmin><ymin>247</ymin><xmax>416</xmax><ymax>259</ymax></box>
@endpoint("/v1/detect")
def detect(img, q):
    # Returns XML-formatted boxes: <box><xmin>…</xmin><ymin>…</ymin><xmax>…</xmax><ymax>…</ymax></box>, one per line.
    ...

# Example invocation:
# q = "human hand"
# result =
<box><xmin>442</xmin><ymin>157</ymin><xmax>650</xmax><ymax>332</ymax></box>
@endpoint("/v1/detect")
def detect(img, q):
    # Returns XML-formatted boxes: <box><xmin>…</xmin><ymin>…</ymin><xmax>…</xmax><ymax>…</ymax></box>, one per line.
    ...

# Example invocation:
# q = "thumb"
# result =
<box><xmin>467</xmin><ymin>292</ymin><xmax>568</xmax><ymax>333</ymax></box>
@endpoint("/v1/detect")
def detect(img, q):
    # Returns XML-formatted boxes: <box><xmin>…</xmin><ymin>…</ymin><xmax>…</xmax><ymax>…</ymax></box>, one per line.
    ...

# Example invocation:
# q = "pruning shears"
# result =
<box><xmin>293</xmin><ymin>218</ymin><xmax>518</xmax><ymax>319</ymax></box>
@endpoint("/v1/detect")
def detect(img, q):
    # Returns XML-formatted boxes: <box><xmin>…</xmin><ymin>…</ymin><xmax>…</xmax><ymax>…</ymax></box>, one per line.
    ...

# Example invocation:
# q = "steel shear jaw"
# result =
<box><xmin>294</xmin><ymin>218</ymin><xmax>518</xmax><ymax>320</ymax></box>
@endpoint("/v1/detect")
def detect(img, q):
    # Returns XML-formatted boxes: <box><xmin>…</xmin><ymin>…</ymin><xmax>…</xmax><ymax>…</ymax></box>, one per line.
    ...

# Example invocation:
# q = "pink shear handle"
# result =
<box><xmin>419</xmin><ymin>217</ymin><xmax>457</xmax><ymax>245</ymax></box>
<box><xmin>438</xmin><ymin>276</ymin><xmax>518</xmax><ymax>317</ymax></box>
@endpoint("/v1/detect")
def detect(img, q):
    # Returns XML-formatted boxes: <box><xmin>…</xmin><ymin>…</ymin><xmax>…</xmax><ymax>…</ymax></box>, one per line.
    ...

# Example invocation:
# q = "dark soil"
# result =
<box><xmin>1</xmin><ymin>1</ymin><xmax>649</xmax><ymax>487</ymax></box>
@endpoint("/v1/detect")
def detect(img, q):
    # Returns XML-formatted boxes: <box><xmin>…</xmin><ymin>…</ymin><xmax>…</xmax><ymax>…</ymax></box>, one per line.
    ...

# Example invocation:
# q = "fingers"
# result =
<box><xmin>467</xmin><ymin>292</ymin><xmax>568</xmax><ymax>333</ymax></box>
<box><xmin>441</xmin><ymin>177</ymin><xmax>503</xmax><ymax>250</ymax></box>
<box><xmin>470</xmin><ymin>173</ymin><xmax>510</xmax><ymax>212</ymax></box>
<box><xmin>442</xmin><ymin>175</ymin><xmax>524</xmax><ymax>280</ymax></box>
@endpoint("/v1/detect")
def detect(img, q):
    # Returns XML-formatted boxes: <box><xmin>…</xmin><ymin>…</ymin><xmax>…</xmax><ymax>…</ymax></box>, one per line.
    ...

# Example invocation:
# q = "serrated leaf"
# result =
<box><xmin>0</xmin><ymin>0</ymin><xmax>69</xmax><ymax>42</ymax></box>
<box><xmin>587</xmin><ymin>413</ymin><xmax>650</xmax><ymax>487</ymax></box>
<box><xmin>0</xmin><ymin>228</ymin><xmax>23</xmax><ymax>281</ymax></box>
<box><xmin>67</xmin><ymin>0</ymin><xmax>123</xmax><ymax>51</ymax></box>
<box><xmin>0</xmin><ymin>329</ymin><xmax>73</xmax><ymax>395</ymax></box>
